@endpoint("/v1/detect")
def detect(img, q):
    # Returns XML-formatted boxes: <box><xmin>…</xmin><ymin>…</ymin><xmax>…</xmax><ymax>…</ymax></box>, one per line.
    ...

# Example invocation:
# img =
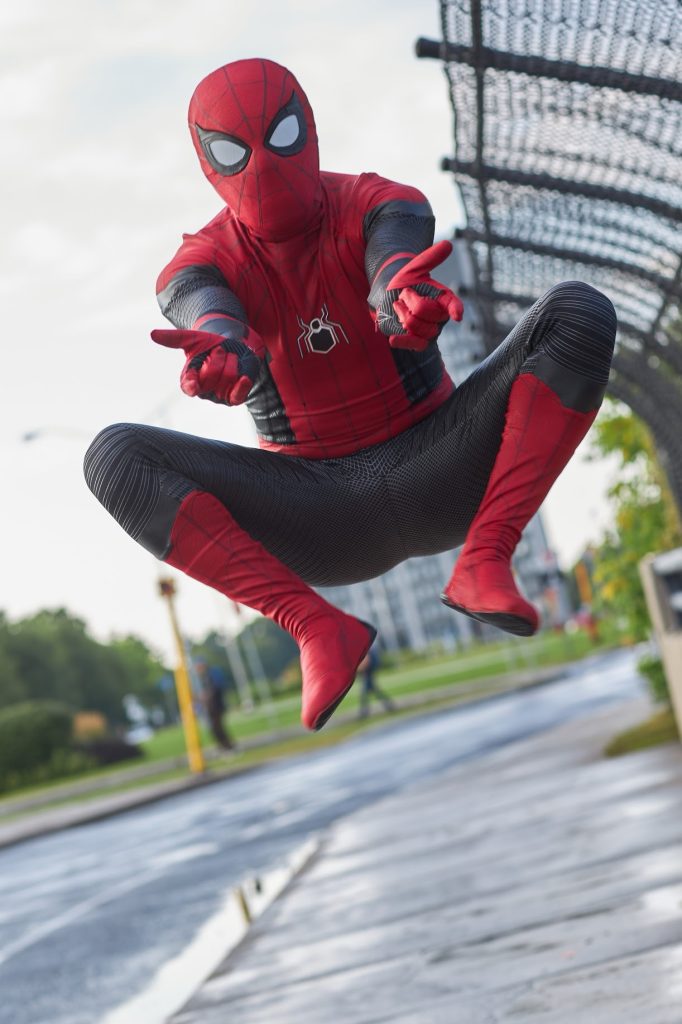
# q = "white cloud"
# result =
<box><xmin>0</xmin><ymin>60</ymin><xmax>64</xmax><ymax>120</ymax></box>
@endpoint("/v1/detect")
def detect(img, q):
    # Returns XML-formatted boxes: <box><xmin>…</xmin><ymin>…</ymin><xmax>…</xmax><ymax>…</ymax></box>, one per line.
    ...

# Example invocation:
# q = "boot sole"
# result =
<box><xmin>440</xmin><ymin>594</ymin><xmax>537</xmax><ymax>638</ymax></box>
<box><xmin>313</xmin><ymin>621</ymin><xmax>378</xmax><ymax>732</ymax></box>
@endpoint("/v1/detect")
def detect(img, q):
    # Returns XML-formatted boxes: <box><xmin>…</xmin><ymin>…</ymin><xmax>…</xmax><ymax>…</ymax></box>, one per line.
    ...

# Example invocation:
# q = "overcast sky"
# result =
<box><xmin>1</xmin><ymin>0</ymin><xmax>618</xmax><ymax>661</ymax></box>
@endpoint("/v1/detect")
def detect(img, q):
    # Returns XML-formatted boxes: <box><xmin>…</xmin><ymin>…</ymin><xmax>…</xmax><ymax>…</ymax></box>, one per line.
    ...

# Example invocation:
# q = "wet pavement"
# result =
<box><xmin>0</xmin><ymin>648</ymin><xmax>652</xmax><ymax>1023</ymax></box>
<box><xmin>174</xmin><ymin>675</ymin><xmax>682</xmax><ymax>1023</ymax></box>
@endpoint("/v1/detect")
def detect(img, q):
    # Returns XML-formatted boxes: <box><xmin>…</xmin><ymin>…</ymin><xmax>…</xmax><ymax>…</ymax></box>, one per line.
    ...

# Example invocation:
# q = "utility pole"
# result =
<box><xmin>158</xmin><ymin>577</ymin><xmax>205</xmax><ymax>773</ymax></box>
<box><xmin>218</xmin><ymin>626</ymin><xmax>254</xmax><ymax>711</ymax></box>
<box><xmin>574</xmin><ymin>557</ymin><xmax>599</xmax><ymax>643</ymax></box>
<box><xmin>232</xmin><ymin>602</ymin><xmax>272</xmax><ymax>701</ymax></box>
<box><xmin>231</xmin><ymin>602</ymin><xmax>278</xmax><ymax>731</ymax></box>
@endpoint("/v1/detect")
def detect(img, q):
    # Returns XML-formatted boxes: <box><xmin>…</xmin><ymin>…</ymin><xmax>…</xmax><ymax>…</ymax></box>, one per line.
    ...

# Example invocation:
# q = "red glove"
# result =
<box><xmin>151</xmin><ymin>327</ymin><xmax>264</xmax><ymax>405</ymax></box>
<box><xmin>380</xmin><ymin>240</ymin><xmax>463</xmax><ymax>351</ymax></box>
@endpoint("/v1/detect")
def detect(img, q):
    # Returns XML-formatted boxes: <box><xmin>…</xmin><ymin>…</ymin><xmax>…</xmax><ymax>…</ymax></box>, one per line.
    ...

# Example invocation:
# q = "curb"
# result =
<box><xmin>99</xmin><ymin>835</ymin><xmax>321</xmax><ymax>1024</ymax></box>
<box><xmin>0</xmin><ymin>766</ymin><xmax>259</xmax><ymax>851</ymax></box>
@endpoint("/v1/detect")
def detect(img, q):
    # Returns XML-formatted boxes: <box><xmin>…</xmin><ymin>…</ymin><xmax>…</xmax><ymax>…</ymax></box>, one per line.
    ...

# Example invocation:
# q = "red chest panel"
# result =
<box><xmin>162</xmin><ymin>172</ymin><xmax>453</xmax><ymax>457</ymax></box>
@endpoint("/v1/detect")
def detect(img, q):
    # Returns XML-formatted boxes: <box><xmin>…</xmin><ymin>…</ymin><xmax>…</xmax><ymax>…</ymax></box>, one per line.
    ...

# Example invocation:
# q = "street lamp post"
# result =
<box><xmin>158</xmin><ymin>577</ymin><xmax>206</xmax><ymax>774</ymax></box>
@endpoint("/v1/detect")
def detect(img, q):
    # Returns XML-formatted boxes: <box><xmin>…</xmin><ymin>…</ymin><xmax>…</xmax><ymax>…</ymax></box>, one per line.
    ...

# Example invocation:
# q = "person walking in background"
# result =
<box><xmin>358</xmin><ymin>642</ymin><xmax>395</xmax><ymax>720</ymax></box>
<box><xmin>195</xmin><ymin>659</ymin><xmax>235</xmax><ymax>752</ymax></box>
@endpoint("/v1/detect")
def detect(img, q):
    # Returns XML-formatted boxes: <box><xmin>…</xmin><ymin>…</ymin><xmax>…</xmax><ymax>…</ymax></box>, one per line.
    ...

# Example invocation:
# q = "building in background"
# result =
<box><xmin>319</xmin><ymin>239</ymin><xmax>571</xmax><ymax>652</ymax></box>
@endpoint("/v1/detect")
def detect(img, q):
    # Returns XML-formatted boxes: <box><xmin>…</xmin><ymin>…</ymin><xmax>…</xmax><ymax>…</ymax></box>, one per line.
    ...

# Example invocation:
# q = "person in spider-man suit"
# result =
<box><xmin>84</xmin><ymin>59</ymin><xmax>616</xmax><ymax>731</ymax></box>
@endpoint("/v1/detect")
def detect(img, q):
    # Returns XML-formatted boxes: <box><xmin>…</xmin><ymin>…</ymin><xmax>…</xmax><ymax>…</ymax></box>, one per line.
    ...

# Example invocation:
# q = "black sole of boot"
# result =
<box><xmin>440</xmin><ymin>593</ymin><xmax>537</xmax><ymax>638</ymax></box>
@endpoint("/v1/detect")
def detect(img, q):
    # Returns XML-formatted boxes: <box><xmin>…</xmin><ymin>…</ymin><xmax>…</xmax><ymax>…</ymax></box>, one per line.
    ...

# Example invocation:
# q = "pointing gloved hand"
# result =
<box><xmin>377</xmin><ymin>240</ymin><xmax>464</xmax><ymax>351</ymax></box>
<box><xmin>151</xmin><ymin>326</ymin><xmax>264</xmax><ymax>406</ymax></box>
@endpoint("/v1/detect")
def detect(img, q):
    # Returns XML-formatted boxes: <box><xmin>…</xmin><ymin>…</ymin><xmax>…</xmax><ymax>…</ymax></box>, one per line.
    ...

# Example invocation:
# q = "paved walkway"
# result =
<box><xmin>174</xmin><ymin>697</ymin><xmax>682</xmax><ymax>1024</ymax></box>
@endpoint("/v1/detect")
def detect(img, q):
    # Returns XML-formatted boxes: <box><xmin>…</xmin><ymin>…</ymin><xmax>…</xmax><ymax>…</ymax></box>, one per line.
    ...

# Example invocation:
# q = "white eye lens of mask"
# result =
<box><xmin>209</xmin><ymin>138</ymin><xmax>248</xmax><ymax>167</ymax></box>
<box><xmin>269</xmin><ymin>114</ymin><xmax>300</xmax><ymax>149</ymax></box>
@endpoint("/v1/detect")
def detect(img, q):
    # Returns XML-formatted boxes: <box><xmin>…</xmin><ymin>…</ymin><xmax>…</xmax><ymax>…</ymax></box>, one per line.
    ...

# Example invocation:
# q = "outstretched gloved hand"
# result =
<box><xmin>151</xmin><ymin>326</ymin><xmax>264</xmax><ymax>405</ymax></box>
<box><xmin>379</xmin><ymin>240</ymin><xmax>463</xmax><ymax>351</ymax></box>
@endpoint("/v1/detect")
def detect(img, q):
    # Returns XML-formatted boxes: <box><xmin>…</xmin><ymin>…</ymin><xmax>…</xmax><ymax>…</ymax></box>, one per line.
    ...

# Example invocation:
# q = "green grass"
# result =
<box><xmin>143</xmin><ymin>628</ymin><xmax>599</xmax><ymax>760</ymax></box>
<box><xmin>604</xmin><ymin>707</ymin><xmax>680</xmax><ymax>757</ymax></box>
<box><xmin>141</xmin><ymin>722</ymin><xmax>215</xmax><ymax>760</ymax></box>
<box><xmin>0</xmin><ymin>766</ymin><xmax>193</xmax><ymax>823</ymax></box>
<box><xmin>0</xmin><ymin>754</ymin><xmax>167</xmax><ymax>807</ymax></box>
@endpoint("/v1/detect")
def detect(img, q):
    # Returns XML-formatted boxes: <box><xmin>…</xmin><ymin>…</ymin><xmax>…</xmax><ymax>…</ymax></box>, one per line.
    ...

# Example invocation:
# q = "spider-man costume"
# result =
<box><xmin>84</xmin><ymin>59</ymin><xmax>617</xmax><ymax>730</ymax></box>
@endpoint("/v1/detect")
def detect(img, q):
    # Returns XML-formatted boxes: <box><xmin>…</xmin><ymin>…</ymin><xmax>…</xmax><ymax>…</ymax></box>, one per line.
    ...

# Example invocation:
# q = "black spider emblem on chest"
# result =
<box><xmin>296</xmin><ymin>305</ymin><xmax>350</xmax><ymax>357</ymax></box>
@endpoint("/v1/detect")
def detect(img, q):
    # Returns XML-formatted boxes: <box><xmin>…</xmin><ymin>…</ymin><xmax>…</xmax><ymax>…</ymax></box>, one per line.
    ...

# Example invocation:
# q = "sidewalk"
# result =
<box><xmin>0</xmin><ymin>665</ymin><xmax>560</xmax><ymax>850</ymax></box>
<box><xmin>173</xmin><ymin>696</ymin><xmax>682</xmax><ymax>1024</ymax></box>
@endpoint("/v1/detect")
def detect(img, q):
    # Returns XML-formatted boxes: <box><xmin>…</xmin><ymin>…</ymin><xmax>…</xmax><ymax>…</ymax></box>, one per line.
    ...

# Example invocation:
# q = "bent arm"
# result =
<box><xmin>154</xmin><ymin>246</ymin><xmax>264</xmax><ymax>405</ymax></box>
<box><xmin>156</xmin><ymin>263</ymin><xmax>254</xmax><ymax>349</ymax></box>
<box><xmin>363</xmin><ymin>198</ymin><xmax>435</xmax><ymax>332</ymax></box>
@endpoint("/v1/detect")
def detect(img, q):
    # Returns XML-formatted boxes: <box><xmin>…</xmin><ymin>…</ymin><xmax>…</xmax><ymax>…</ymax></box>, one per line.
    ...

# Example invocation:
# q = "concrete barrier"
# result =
<box><xmin>640</xmin><ymin>548</ymin><xmax>682</xmax><ymax>741</ymax></box>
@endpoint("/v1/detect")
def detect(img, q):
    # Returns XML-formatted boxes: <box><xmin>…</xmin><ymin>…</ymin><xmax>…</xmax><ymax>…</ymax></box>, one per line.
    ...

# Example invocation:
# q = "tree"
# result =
<box><xmin>108</xmin><ymin>635</ymin><xmax>169</xmax><ymax>709</ymax></box>
<box><xmin>191</xmin><ymin>619</ymin><xmax>298</xmax><ymax>695</ymax></box>
<box><xmin>589</xmin><ymin>402</ymin><xmax>682</xmax><ymax>639</ymax></box>
<box><xmin>0</xmin><ymin>613</ymin><xmax>24</xmax><ymax>705</ymax></box>
<box><xmin>0</xmin><ymin>609</ymin><xmax>168</xmax><ymax>726</ymax></box>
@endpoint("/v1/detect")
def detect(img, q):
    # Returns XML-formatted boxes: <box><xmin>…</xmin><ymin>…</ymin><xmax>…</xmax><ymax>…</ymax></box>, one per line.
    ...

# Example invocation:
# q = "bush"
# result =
<box><xmin>74</xmin><ymin>736</ymin><xmax>143</xmax><ymax>766</ymax></box>
<box><xmin>637</xmin><ymin>655</ymin><xmax>670</xmax><ymax>705</ymax></box>
<box><xmin>0</xmin><ymin>701</ymin><xmax>73</xmax><ymax>787</ymax></box>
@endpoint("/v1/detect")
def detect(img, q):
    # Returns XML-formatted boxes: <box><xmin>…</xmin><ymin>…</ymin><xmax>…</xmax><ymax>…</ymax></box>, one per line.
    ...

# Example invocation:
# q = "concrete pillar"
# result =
<box><xmin>640</xmin><ymin>550</ymin><xmax>682</xmax><ymax>742</ymax></box>
<box><xmin>389</xmin><ymin>561</ymin><xmax>429</xmax><ymax>651</ymax></box>
<box><xmin>367</xmin><ymin>576</ymin><xmax>402</xmax><ymax>651</ymax></box>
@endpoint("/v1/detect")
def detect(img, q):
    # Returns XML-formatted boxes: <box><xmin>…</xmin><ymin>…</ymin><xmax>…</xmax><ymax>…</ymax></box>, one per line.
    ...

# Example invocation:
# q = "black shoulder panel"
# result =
<box><xmin>363</xmin><ymin>200</ymin><xmax>436</xmax><ymax>285</ymax></box>
<box><xmin>362</xmin><ymin>199</ymin><xmax>434</xmax><ymax>244</ymax></box>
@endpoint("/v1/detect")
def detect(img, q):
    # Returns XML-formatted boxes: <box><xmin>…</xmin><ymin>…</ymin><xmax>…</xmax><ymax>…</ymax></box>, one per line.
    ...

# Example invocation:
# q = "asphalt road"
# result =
<box><xmin>0</xmin><ymin>647</ymin><xmax>643</xmax><ymax>1024</ymax></box>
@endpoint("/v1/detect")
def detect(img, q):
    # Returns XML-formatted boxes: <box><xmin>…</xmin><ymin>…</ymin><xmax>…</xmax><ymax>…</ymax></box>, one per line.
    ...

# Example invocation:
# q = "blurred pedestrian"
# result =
<box><xmin>195</xmin><ymin>659</ymin><xmax>236</xmax><ymax>751</ymax></box>
<box><xmin>357</xmin><ymin>642</ymin><xmax>395</xmax><ymax>719</ymax></box>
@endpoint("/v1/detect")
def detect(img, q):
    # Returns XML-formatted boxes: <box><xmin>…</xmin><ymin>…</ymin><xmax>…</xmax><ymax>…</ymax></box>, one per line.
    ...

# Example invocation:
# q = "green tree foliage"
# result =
<box><xmin>0</xmin><ymin>609</ymin><xmax>168</xmax><ymax>726</ymax></box>
<box><xmin>589</xmin><ymin>402</ymin><xmax>682</xmax><ymax>639</ymax></box>
<box><xmin>240</xmin><ymin>617</ymin><xmax>298</xmax><ymax>685</ymax></box>
<box><xmin>108</xmin><ymin>635</ymin><xmax>167</xmax><ymax>708</ymax></box>
<box><xmin>191</xmin><ymin>620</ymin><xmax>298</xmax><ymax>696</ymax></box>
<box><xmin>0</xmin><ymin>613</ymin><xmax>24</xmax><ymax>705</ymax></box>
<box><xmin>637</xmin><ymin>655</ymin><xmax>670</xmax><ymax>705</ymax></box>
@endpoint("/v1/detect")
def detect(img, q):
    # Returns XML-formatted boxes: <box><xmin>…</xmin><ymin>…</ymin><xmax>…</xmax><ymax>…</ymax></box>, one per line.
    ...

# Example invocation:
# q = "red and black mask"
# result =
<box><xmin>188</xmin><ymin>59</ymin><xmax>321</xmax><ymax>241</ymax></box>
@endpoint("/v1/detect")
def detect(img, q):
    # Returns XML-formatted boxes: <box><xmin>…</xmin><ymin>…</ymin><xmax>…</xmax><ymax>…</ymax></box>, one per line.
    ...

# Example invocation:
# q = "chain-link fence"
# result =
<box><xmin>418</xmin><ymin>0</ymin><xmax>682</xmax><ymax>508</ymax></box>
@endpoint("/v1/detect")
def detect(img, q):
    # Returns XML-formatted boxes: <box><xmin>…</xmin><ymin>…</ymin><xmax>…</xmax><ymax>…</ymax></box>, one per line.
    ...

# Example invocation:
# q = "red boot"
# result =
<box><xmin>166</xmin><ymin>491</ymin><xmax>375</xmax><ymax>730</ymax></box>
<box><xmin>442</xmin><ymin>373</ymin><xmax>598</xmax><ymax>636</ymax></box>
